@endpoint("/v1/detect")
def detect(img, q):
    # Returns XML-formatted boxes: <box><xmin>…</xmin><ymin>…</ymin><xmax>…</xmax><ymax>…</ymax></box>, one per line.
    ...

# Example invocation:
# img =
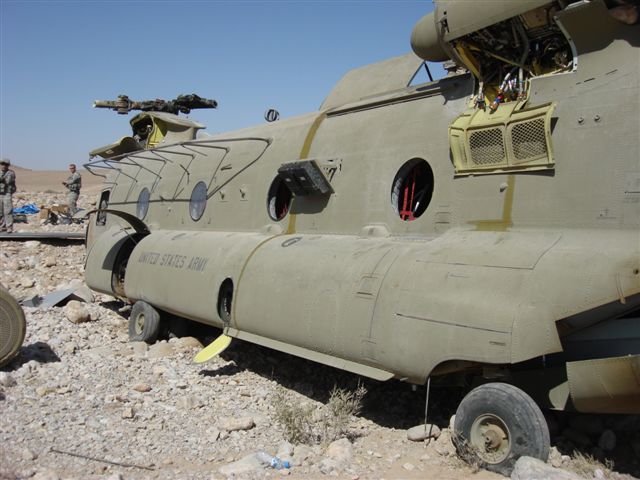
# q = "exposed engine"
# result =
<box><xmin>454</xmin><ymin>4</ymin><xmax>571</xmax><ymax>110</ymax></box>
<box><xmin>412</xmin><ymin>0</ymin><xmax>637</xmax><ymax>110</ymax></box>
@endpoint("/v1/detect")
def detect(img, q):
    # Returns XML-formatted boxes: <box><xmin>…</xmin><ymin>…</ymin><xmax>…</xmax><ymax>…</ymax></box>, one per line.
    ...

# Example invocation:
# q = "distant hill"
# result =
<box><xmin>11</xmin><ymin>166</ymin><xmax>104</xmax><ymax>194</ymax></box>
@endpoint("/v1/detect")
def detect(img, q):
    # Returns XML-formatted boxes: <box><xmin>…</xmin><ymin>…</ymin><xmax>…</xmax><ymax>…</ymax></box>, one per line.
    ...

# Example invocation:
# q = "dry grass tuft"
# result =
<box><xmin>272</xmin><ymin>384</ymin><xmax>367</xmax><ymax>445</ymax></box>
<box><xmin>321</xmin><ymin>385</ymin><xmax>367</xmax><ymax>444</ymax></box>
<box><xmin>451</xmin><ymin>430</ymin><xmax>484</xmax><ymax>473</ymax></box>
<box><xmin>567</xmin><ymin>451</ymin><xmax>614</xmax><ymax>479</ymax></box>
<box><xmin>272</xmin><ymin>387</ymin><xmax>315</xmax><ymax>444</ymax></box>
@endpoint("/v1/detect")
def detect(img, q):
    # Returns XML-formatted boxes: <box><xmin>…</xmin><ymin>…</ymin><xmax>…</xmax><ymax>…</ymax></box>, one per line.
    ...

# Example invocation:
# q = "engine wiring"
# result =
<box><xmin>450</xmin><ymin>3</ymin><xmax>573</xmax><ymax>112</ymax></box>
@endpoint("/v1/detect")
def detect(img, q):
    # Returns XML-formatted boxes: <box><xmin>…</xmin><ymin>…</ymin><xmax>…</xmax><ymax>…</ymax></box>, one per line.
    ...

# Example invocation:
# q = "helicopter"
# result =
<box><xmin>83</xmin><ymin>1</ymin><xmax>640</xmax><ymax>475</ymax></box>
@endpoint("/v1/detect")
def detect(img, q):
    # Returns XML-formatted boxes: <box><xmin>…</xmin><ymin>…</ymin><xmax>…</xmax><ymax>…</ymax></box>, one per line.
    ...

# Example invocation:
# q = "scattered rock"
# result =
<box><xmin>218</xmin><ymin>453</ymin><xmax>263</xmax><ymax>476</ymax></box>
<box><xmin>43</xmin><ymin>256</ymin><xmax>57</xmax><ymax>267</ymax></box>
<box><xmin>319</xmin><ymin>458</ymin><xmax>339</xmax><ymax>475</ymax></box>
<box><xmin>131</xmin><ymin>341</ymin><xmax>148</xmax><ymax>357</ymax></box>
<box><xmin>407</xmin><ymin>423</ymin><xmax>441</xmax><ymax>441</ymax></box>
<box><xmin>174</xmin><ymin>336</ymin><xmax>203</xmax><ymax>349</ymax></box>
<box><xmin>326</xmin><ymin>438</ymin><xmax>353</xmax><ymax>463</ymax></box>
<box><xmin>402</xmin><ymin>462</ymin><xmax>416</xmax><ymax>471</ymax></box>
<box><xmin>219</xmin><ymin>416</ymin><xmax>255</xmax><ymax>432</ymax></box>
<box><xmin>277</xmin><ymin>441</ymin><xmax>294</xmax><ymax>460</ymax></box>
<box><xmin>148</xmin><ymin>342</ymin><xmax>174</xmax><ymax>359</ymax></box>
<box><xmin>33</xmin><ymin>470</ymin><xmax>60</xmax><ymax>480</ymax></box>
<box><xmin>319</xmin><ymin>438</ymin><xmax>353</xmax><ymax>475</ymax></box>
<box><xmin>0</xmin><ymin>372</ymin><xmax>17</xmax><ymax>388</ymax></box>
<box><xmin>548</xmin><ymin>446</ymin><xmax>563</xmax><ymax>468</ymax></box>
<box><xmin>21</xmin><ymin>448</ymin><xmax>38</xmax><ymax>461</ymax></box>
<box><xmin>35</xmin><ymin>386</ymin><xmax>55</xmax><ymax>397</ymax></box>
<box><xmin>433</xmin><ymin>429</ymin><xmax>456</xmax><ymax>457</ymax></box>
<box><xmin>64</xmin><ymin>300</ymin><xmax>90</xmax><ymax>324</ymax></box>
<box><xmin>86</xmin><ymin>346</ymin><xmax>115</xmax><ymax>359</ymax></box>
<box><xmin>291</xmin><ymin>444</ymin><xmax>313</xmax><ymax>466</ymax></box>
<box><xmin>20</xmin><ymin>277</ymin><xmax>35</xmax><ymax>288</ymax></box>
<box><xmin>177</xmin><ymin>396</ymin><xmax>200</xmax><ymax>409</ymax></box>
<box><xmin>511</xmin><ymin>456</ymin><xmax>583</xmax><ymax>480</ymax></box>
<box><xmin>62</xmin><ymin>342</ymin><xmax>77</xmax><ymax>355</ymax></box>
<box><xmin>133</xmin><ymin>383</ymin><xmax>152</xmax><ymax>393</ymax></box>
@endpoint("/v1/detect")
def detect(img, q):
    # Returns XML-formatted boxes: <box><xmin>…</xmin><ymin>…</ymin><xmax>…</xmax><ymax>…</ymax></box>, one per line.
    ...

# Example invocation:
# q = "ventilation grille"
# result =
<box><xmin>511</xmin><ymin>119</ymin><xmax>547</xmax><ymax>161</ymax></box>
<box><xmin>448</xmin><ymin>101</ymin><xmax>555</xmax><ymax>175</ymax></box>
<box><xmin>469</xmin><ymin>128</ymin><xmax>505</xmax><ymax>165</ymax></box>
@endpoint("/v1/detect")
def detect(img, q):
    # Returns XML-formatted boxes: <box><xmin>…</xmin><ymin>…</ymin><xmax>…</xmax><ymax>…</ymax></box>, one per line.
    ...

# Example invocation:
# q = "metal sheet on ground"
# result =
<box><xmin>0</xmin><ymin>232</ymin><xmax>85</xmax><ymax>241</ymax></box>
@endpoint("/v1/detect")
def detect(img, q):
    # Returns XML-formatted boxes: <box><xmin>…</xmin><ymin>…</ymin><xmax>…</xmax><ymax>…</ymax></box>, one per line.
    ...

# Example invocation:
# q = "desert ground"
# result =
<box><xmin>9</xmin><ymin>166</ymin><xmax>104</xmax><ymax>197</ymax></box>
<box><xmin>0</xmin><ymin>170</ymin><xmax>639</xmax><ymax>480</ymax></box>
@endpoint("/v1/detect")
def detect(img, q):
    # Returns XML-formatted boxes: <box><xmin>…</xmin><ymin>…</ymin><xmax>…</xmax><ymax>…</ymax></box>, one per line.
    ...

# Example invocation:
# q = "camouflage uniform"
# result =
<box><xmin>64</xmin><ymin>171</ymin><xmax>82</xmax><ymax>214</ymax></box>
<box><xmin>0</xmin><ymin>167</ymin><xmax>16</xmax><ymax>232</ymax></box>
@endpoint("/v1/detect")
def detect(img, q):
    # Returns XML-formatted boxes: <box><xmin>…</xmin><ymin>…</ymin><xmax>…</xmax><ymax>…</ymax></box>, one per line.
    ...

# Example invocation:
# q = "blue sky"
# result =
<box><xmin>1</xmin><ymin>1</ymin><xmax>437</xmax><ymax>170</ymax></box>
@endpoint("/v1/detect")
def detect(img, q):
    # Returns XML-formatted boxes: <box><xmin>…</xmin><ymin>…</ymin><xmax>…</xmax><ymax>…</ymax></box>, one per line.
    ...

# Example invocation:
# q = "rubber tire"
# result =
<box><xmin>0</xmin><ymin>286</ymin><xmax>27</xmax><ymax>367</ymax></box>
<box><xmin>453</xmin><ymin>382</ymin><xmax>550</xmax><ymax>476</ymax></box>
<box><xmin>128</xmin><ymin>301</ymin><xmax>164</xmax><ymax>344</ymax></box>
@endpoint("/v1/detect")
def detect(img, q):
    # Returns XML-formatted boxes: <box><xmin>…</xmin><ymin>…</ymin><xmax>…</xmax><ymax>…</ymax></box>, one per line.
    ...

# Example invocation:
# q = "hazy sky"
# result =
<box><xmin>1</xmin><ymin>1</ymin><xmax>438</xmax><ymax>170</ymax></box>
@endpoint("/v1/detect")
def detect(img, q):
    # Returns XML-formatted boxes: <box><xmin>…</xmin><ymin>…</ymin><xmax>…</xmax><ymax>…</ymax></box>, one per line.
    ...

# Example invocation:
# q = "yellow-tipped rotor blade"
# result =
<box><xmin>193</xmin><ymin>334</ymin><xmax>232</xmax><ymax>363</ymax></box>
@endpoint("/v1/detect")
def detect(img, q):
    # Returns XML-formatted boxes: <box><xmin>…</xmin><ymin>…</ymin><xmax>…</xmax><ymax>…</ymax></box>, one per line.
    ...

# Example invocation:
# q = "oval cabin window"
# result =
<box><xmin>136</xmin><ymin>188</ymin><xmax>150</xmax><ymax>220</ymax></box>
<box><xmin>189</xmin><ymin>181</ymin><xmax>208</xmax><ymax>221</ymax></box>
<box><xmin>391</xmin><ymin>159</ymin><xmax>434</xmax><ymax>221</ymax></box>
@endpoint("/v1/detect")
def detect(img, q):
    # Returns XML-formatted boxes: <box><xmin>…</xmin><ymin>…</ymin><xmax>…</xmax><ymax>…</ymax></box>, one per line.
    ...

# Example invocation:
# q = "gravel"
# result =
<box><xmin>1</xmin><ymin>195</ymin><xmax>639</xmax><ymax>480</ymax></box>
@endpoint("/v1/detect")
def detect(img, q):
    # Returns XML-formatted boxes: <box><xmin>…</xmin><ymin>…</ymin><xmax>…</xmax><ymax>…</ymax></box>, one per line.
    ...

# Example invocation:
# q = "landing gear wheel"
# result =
<box><xmin>453</xmin><ymin>382</ymin><xmax>550</xmax><ymax>476</ymax></box>
<box><xmin>0</xmin><ymin>286</ymin><xmax>26</xmax><ymax>367</ymax></box>
<box><xmin>128</xmin><ymin>301</ymin><xmax>164</xmax><ymax>344</ymax></box>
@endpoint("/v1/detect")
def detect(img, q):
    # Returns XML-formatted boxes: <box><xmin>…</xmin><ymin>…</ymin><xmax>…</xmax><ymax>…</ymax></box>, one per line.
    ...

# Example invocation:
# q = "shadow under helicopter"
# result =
<box><xmin>193</xmin><ymin>327</ymin><xmax>639</xmax><ymax>477</ymax></box>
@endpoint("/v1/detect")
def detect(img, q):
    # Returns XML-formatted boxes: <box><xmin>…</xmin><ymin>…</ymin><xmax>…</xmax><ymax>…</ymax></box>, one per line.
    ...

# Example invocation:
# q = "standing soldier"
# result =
<box><xmin>0</xmin><ymin>159</ymin><xmax>16</xmax><ymax>233</ymax></box>
<box><xmin>62</xmin><ymin>163</ymin><xmax>82</xmax><ymax>215</ymax></box>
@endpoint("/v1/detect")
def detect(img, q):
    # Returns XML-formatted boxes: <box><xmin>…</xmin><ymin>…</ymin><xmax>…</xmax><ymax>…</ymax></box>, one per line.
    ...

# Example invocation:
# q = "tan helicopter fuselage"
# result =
<box><xmin>85</xmin><ymin>0</ymin><xmax>640</xmax><ymax>414</ymax></box>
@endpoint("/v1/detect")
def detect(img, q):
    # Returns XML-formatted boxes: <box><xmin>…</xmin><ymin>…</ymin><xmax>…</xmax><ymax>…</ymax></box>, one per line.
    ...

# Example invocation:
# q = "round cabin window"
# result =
<box><xmin>189</xmin><ymin>181</ymin><xmax>208</xmax><ymax>221</ymax></box>
<box><xmin>267</xmin><ymin>176</ymin><xmax>292</xmax><ymax>221</ymax></box>
<box><xmin>136</xmin><ymin>188</ymin><xmax>150</xmax><ymax>220</ymax></box>
<box><xmin>391</xmin><ymin>159</ymin><xmax>434</xmax><ymax>221</ymax></box>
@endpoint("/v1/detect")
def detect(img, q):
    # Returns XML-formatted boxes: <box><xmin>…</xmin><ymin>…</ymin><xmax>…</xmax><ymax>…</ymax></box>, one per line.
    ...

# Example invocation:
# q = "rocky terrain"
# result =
<box><xmin>1</xmin><ymin>190</ymin><xmax>639</xmax><ymax>480</ymax></box>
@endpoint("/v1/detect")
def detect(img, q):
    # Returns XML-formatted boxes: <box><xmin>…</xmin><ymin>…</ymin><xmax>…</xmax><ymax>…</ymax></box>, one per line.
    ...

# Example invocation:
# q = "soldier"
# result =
<box><xmin>62</xmin><ymin>163</ymin><xmax>82</xmax><ymax>215</ymax></box>
<box><xmin>0</xmin><ymin>159</ymin><xmax>16</xmax><ymax>233</ymax></box>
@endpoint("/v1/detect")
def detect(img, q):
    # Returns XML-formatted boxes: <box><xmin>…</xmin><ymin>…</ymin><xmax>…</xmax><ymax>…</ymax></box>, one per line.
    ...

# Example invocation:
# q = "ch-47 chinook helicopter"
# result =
<box><xmin>84</xmin><ymin>0</ymin><xmax>639</xmax><ymax>475</ymax></box>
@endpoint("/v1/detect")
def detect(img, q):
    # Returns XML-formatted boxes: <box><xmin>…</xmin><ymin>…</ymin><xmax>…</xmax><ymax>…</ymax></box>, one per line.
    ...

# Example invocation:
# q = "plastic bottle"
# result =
<box><xmin>256</xmin><ymin>451</ymin><xmax>291</xmax><ymax>469</ymax></box>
